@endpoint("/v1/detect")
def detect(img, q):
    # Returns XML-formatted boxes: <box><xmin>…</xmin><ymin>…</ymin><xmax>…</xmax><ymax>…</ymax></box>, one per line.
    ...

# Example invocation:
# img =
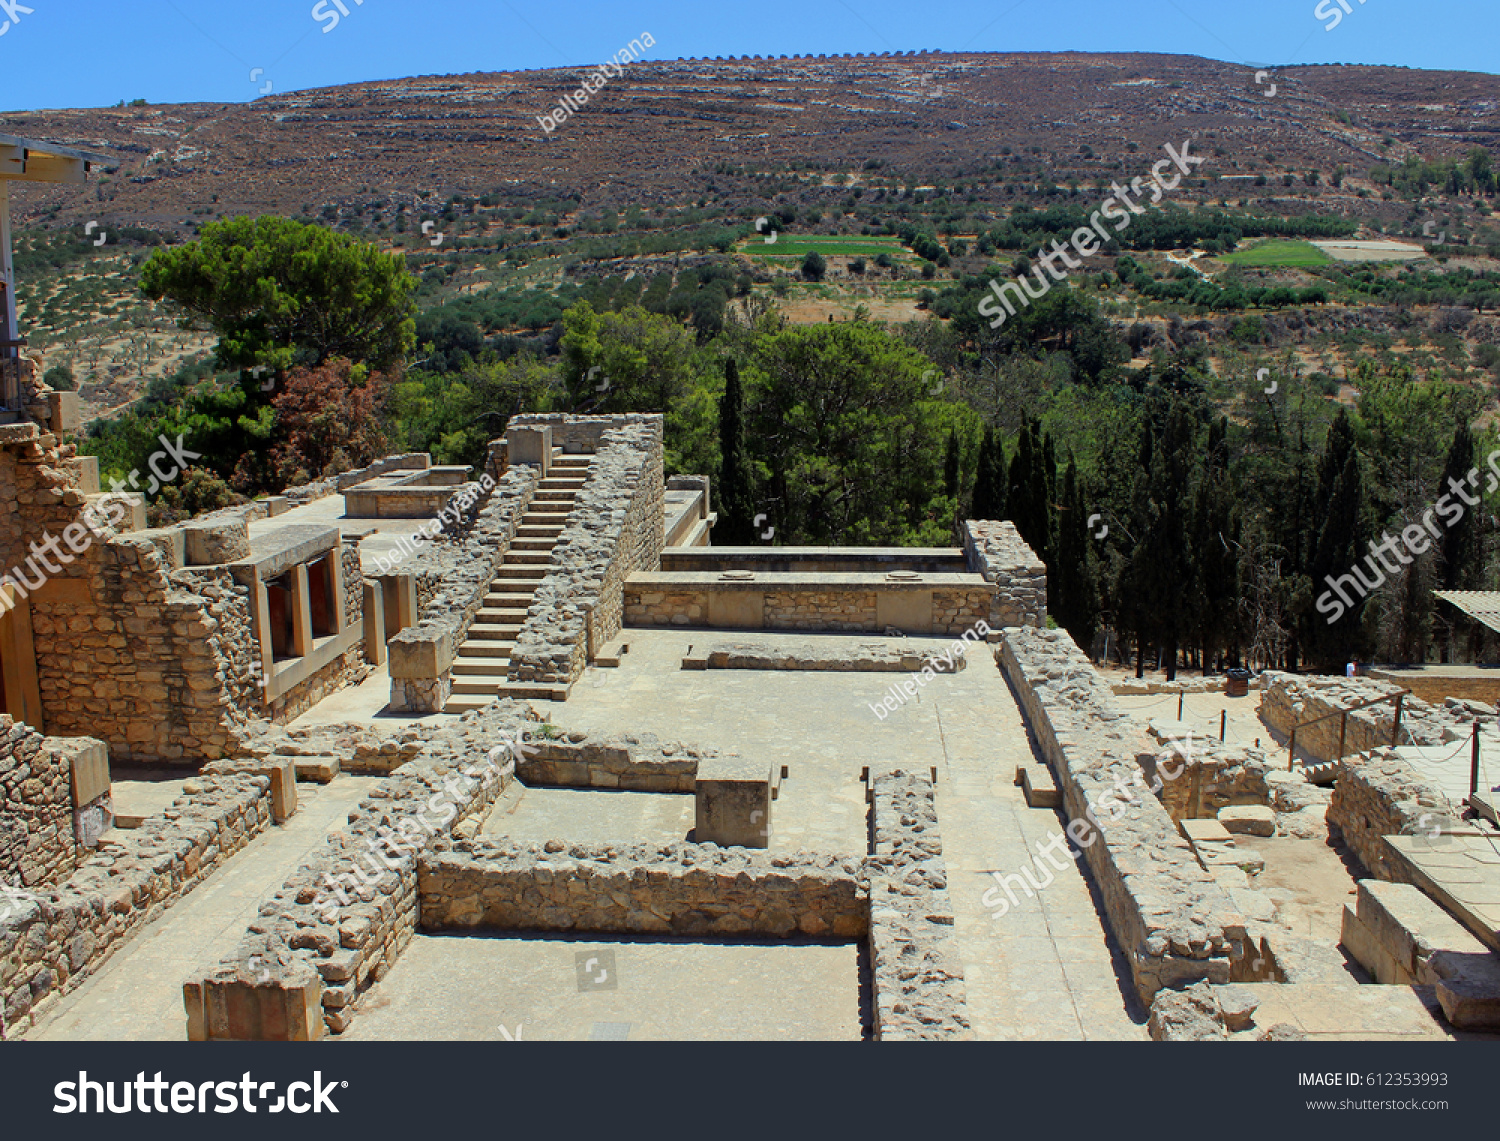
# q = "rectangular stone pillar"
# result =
<box><xmin>507</xmin><ymin>425</ymin><xmax>552</xmax><ymax>476</ymax></box>
<box><xmin>695</xmin><ymin>757</ymin><xmax>772</xmax><ymax>848</ymax></box>
<box><xmin>290</xmin><ymin>564</ymin><xmax>314</xmax><ymax>657</ymax></box>
<box><xmin>363</xmin><ymin>579</ymin><xmax>386</xmax><ymax>665</ymax></box>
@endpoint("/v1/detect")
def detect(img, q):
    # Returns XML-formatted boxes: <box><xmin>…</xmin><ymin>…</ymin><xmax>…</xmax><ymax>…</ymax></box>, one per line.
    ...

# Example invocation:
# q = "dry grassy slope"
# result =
<box><xmin>1</xmin><ymin>52</ymin><xmax>1497</xmax><ymax>228</ymax></box>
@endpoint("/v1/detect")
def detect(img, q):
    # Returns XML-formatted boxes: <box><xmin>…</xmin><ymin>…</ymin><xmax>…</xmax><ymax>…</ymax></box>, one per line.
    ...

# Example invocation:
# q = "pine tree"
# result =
<box><xmin>716</xmin><ymin>357</ymin><xmax>756</xmax><ymax>544</ymax></box>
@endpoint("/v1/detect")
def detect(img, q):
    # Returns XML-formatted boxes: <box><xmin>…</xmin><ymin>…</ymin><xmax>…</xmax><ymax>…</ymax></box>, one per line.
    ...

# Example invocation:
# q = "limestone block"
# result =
<box><xmin>51</xmin><ymin>736</ymin><xmax>110</xmax><ymax>807</ymax></box>
<box><xmin>263</xmin><ymin>756</ymin><xmax>298</xmax><ymax>822</ymax></box>
<box><xmin>507</xmin><ymin>425</ymin><xmax>552</xmax><ymax>474</ymax></box>
<box><xmin>1342</xmin><ymin>905</ymin><xmax>1413</xmax><ymax>984</ymax></box>
<box><xmin>1218</xmin><ymin>805</ymin><xmax>1276</xmax><ymax>837</ymax></box>
<box><xmin>363</xmin><ymin>579</ymin><xmax>386</xmax><ymax>666</ymax></box>
<box><xmin>137</xmin><ymin>526</ymin><xmax>186</xmax><ymax>571</ymax></box>
<box><xmin>695</xmin><ymin>756</ymin><xmax>772</xmax><ymax>848</ymax></box>
<box><xmin>1356</xmin><ymin>879</ymin><xmax>1490</xmax><ymax>985</ymax></box>
<box><xmin>192</xmin><ymin>961</ymin><xmax>325</xmax><ymax>1041</ymax></box>
<box><xmin>46</xmin><ymin>391</ymin><xmax>80</xmax><ymax>435</ymax></box>
<box><xmin>184</xmin><ymin>517</ymin><xmax>251</xmax><ymax>565</ymax></box>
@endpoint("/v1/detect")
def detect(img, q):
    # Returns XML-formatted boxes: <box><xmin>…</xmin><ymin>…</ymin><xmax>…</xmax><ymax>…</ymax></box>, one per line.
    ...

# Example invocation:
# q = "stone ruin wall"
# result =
<box><xmin>420</xmin><ymin>840</ymin><xmax>866</xmax><ymax>938</ymax></box>
<box><xmin>867</xmin><ymin>771</ymin><xmax>973</xmax><ymax>1039</ymax></box>
<box><xmin>1</xmin><ymin>771</ymin><xmax>273</xmax><ymax>1038</ymax></box>
<box><xmin>1329</xmin><ymin>749</ymin><xmax>1468</xmax><ymax>884</ymax></box>
<box><xmin>0</xmin><ymin>718</ymin><xmax>85</xmax><ymax>891</ymax></box>
<box><xmin>0</xmin><ymin>425</ymin><xmax>259</xmax><ymax>761</ymax></box>
<box><xmin>189</xmin><ymin>704</ymin><xmax>537</xmax><ymax>1039</ymax></box>
<box><xmin>999</xmin><ymin>627</ymin><xmax>1253</xmax><ymax>1001</ymax></box>
<box><xmin>509</xmin><ymin>418</ymin><xmax>664</xmax><ymax>685</ymax></box>
<box><xmin>1260</xmin><ymin>672</ymin><xmax>1463</xmax><ymax>762</ymax></box>
<box><xmin>963</xmin><ymin>520</ymin><xmax>1047</xmax><ymax>630</ymax></box>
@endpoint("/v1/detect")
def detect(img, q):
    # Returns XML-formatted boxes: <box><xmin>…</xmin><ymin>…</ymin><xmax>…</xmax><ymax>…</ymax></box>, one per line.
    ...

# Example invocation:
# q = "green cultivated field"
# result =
<box><xmin>1220</xmin><ymin>240</ymin><xmax>1334</xmax><ymax>268</ymax></box>
<box><xmin>739</xmin><ymin>235</ymin><xmax>911</xmax><ymax>259</ymax></box>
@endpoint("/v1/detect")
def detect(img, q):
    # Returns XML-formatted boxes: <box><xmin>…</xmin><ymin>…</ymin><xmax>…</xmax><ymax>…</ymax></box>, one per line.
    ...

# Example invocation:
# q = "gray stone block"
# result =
<box><xmin>695</xmin><ymin>756</ymin><xmax>771</xmax><ymax>848</ymax></box>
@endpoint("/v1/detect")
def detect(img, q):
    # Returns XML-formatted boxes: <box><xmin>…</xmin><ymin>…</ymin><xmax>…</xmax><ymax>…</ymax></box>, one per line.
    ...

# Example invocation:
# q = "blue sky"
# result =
<box><xmin>0</xmin><ymin>0</ymin><xmax>1492</xmax><ymax>111</ymax></box>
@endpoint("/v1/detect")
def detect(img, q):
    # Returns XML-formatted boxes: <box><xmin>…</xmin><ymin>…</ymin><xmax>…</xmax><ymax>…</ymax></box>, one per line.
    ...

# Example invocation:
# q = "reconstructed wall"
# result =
<box><xmin>188</xmin><ymin>703</ymin><xmax>536</xmax><ymax>1038</ymax></box>
<box><xmin>420</xmin><ymin>840</ymin><xmax>866</xmax><ymax>937</ymax></box>
<box><xmin>999</xmin><ymin>628</ymin><xmax>1251</xmax><ymax>1001</ymax></box>
<box><xmin>1328</xmin><ymin>748</ymin><xmax>1467</xmax><ymax>883</ymax></box>
<box><xmin>509</xmin><ymin>418</ymin><xmax>664</xmax><ymax>685</ymax></box>
<box><xmin>0</xmin><ymin>425</ymin><xmax>263</xmax><ymax>760</ymax></box>
<box><xmin>867</xmin><ymin>771</ymin><xmax>972</xmax><ymax>1040</ymax></box>
<box><xmin>388</xmin><ymin>469</ymin><xmax>538</xmax><ymax>712</ymax></box>
<box><xmin>1</xmin><ymin>772</ymin><xmax>273</xmax><ymax>1038</ymax></box>
<box><xmin>963</xmin><ymin>520</ymin><xmax>1047</xmax><ymax>630</ymax></box>
<box><xmin>624</xmin><ymin>584</ymin><xmax>992</xmax><ymax>635</ymax></box>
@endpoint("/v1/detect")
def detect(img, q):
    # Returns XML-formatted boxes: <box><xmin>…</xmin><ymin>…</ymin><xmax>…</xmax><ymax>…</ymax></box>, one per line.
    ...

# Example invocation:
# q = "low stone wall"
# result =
<box><xmin>419</xmin><ymin>840</ymin><xmax>865</xmax><ymax>937</ymax></box>
<box><xmin>1328</xmin><ymin>748</ymin><xmax>1467</xmax><ymax>883</ymax></box>
<box><xmin>509</xmin><ymin>418</ymin><xmax>664</xmax><ymax>685</ymax></box>
<box><xmin>963</xmin><ymin>520</ymin><xmax>1047</xmax><ymax>630</ymax></box>
<box><xmin>2</xmin><ymin>772</ymin><xmax>273</xmax><ymax>1039</ymax></box>
<box><xmin>518</xmin><ymin>731</ymin><xmax>718</xmax><ymax>793</ymax></box>
<box><xmin>0</xmin><ymin>719</ymin><xmax>91</xmax><ymax>890</ymax></box>
<box><xmin>684</xmin><ymin>640</ymin><xmax>969</xmax><ymax>673</ymax></box>
<box><xmin>186</xmin><ymin>703</ymin><xmax>536</xmax><ymax>1039</ymax></box>
<box><xmin>867</xmin><ymin>771</ymin><xmax>972</xmax><ymax>1039</ymax></box>
<box><xmin>999</xmin><ymin>628</ymin><xmax>1250</xmax><ymax>1001</ymax></box>
<box><xmin>1259</xmin><ymin>673</ymin><xmax>1453</xmax><ymax>762</ymax></box>
<box><xmin>336</xmin><ymin>452</ymin><xmax>430</xmax><ymax>492</ymax></box>
<box><xmin>388</xmin><ymin>468</ymin><xmax>538</xmax><ymax>712</ymax></box>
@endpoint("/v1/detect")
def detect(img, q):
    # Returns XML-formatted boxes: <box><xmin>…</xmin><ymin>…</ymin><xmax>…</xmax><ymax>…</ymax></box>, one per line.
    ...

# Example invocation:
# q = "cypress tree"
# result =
<box><xmin>1303</xmin><ymin>411</ymin><xmax>1370</xmax><ymax>671</ymax></box>
<box><xmin>971</xmin><ymin>427</ymin><xmax>1006</xmax><ymax>521</ymax></box>
<box><xmin>1053</xmin><ymin>458</ymin><xmax>1099</xmax><ymax>651</ymax></box>
<box><xmin>716</xmin><ymin>358</ymin><xmax>756</xmax><ymax>544</ymax></box>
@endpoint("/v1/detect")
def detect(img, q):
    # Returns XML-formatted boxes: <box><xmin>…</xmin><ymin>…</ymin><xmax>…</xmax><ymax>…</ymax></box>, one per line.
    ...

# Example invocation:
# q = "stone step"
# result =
<box><xmin>467</xmin><ymin>624</ymin><xmax>519</xmax><ymax>640</ymax></box>
<box><xmin>494</xmin><ymin>566</ymin><xmax>547</xmax><ymax>580</ymax></box>
<box><xmin>443</xmin><ymin>696</ymin><xmax>498</xmax><ymax>714</ymax></box>
<box><xmin>292</xmin><ymin>756</ymin><xmax>341</xmax><ymax>783</ymax></box>
<box><xmin>484</xmin><ymin>595</ymin><xmax>535</xmax><ymax>610</ymax></box>
<box><xmin>517</xmin><ymin>526</ymin><xmax>563</xmax><ymax>538</ymax></box>
<box><xmin>476</xmin><ymin>608</ymin><xmax>529</xmax><ymax>624</ymax></box>
<box><xmin>495</xmin><ymin>680</ymin><xmax>573</xmax><ymax>702</ymax></box>
<box><xmin>1016</xmin><ymin>762</ymin><xmax>1061</xmax><ymax>809</ymax></box>
<box><xmin>539</xmin><ymin>478</ymin><xmax>586</xmax><ymax>489</ymax></box>
<box><xmin>534</xmin><ymin>490</ymin><xmax>577</xmax><ymax>502</ymax></box>
<box><xmin>459</xmin><ymin>641</ymin><xmax>513</xmax><ymax>658</ymax></box>
<box><xmin>453</xmin><ymin>658</ymin><xmax>511</xmax><ymax>676</ymax></box>
<box><xmin>504</xmin><ymin>552</ymin><xmax>552</xmax><ymax>565</ymax></box>
<box><xmin>511</xmin><ymin>539</ymin><xmax>556</xmax><ymax>552</ymax></box>
<box><xmin>450</xmin><ymin>679</ymin><xmax>503</xmax><ymax>695</ymax></box>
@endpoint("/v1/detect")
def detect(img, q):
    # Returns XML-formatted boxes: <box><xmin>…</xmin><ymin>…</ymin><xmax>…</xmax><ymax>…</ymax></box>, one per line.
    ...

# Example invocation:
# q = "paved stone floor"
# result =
<box><xmin>484</xmin><ymin>784</ymin><xmax>695</xmax><ymax>846</ymax></box>
<box><xmin>343</xmin><ymin>932</ymin><xmax>865</xmax><ymax>1041</ymax></box>
<box><xmin>28</xmin><ymin>775</ymin><xmax>383</xmax><ymax>1041</ymax></box>
<box><xmin>552</xmin><ymin>629</ymin><xmax>1148</xmax><ymax>1041</ymax></box>
<box><xmin>1114</xmin><ymin>691</ymin><xmax>1271</xmax><ymax>750</ymax></box>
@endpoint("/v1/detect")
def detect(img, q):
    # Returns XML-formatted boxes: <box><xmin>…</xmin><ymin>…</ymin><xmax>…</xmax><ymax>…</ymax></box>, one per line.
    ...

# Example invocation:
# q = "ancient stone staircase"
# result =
<box><xmin>443</xmin><ymin>453</ymin><xmax>589</xmax><ymax>714</ymax></box>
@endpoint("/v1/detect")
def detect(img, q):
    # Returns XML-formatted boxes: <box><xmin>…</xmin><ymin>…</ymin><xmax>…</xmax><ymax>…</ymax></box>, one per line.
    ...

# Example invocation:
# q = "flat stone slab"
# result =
<box><xmin>684</xmin><ymin>640</ymin><xmax>970</xmax><ymax>673</ymax></box>
<box><xmin>1180</xmin><ymin>818</ymin><xmax>1235</xmax><ymax>845</ymax></box>
<box><xmin>229</xmin><ymin>524</ymin><xmax>341</xmax><ymax>585</ymax></box>
<box><xmin>1219</xmin><ymin>806</ymin><xmax>1276</xmax><ymax>837</ymax></box>
<box><xmin>1384</xmin><ymin>834</ymin><xmax>1500</xmax><ymax>954</ymax></box>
